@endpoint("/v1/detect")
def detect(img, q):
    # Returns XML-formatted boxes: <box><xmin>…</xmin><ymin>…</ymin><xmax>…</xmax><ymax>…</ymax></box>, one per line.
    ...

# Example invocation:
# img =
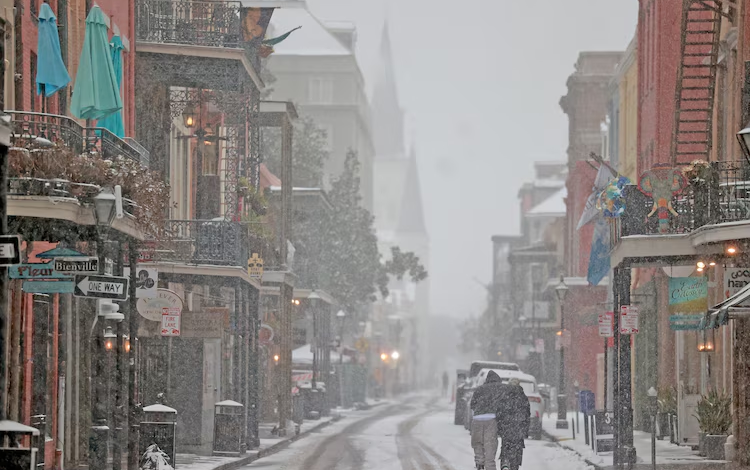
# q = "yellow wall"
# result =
<box><xmin>618</xmin><ymin>42</ymin><xmax>638</xmax><ymax>181</ymax></box>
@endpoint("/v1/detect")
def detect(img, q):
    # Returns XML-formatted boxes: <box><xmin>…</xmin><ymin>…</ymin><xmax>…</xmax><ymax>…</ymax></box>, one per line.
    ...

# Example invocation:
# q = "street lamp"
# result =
<box><xmin>737</xmin><ymin>122</ymin><xmax>750</xmax><ymax>163</ymax></box>
<box><xmin>391</xmin><ymin>351</ymin><xmax>400</xmax><ymax>361</ymax></box>
<box><xmin>308</xmin><ymin>290</ymin><xmax>321</xmax><ymax>389</ymax></box>
<box><xmin>555</xmin><ymin>275</ymin><xmax>569</xmax><ymax>429</ymax></box>
<box><xmin>103</xmin><ymin>326</ymin><xmax>116</xmax><ymax>351</ymax></box>
<box><xmin>648</xmin><ymin>386</ymin><xmax>658</xmax><ymax>470</ymax></box>
<box><xmin>93</xmin><ymin>187</ymin><xmax>117</xmax><ymax>227</ymax></box>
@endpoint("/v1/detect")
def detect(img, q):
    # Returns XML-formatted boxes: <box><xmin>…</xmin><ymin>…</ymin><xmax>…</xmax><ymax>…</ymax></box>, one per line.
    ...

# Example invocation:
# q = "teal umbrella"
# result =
<box><xmin>36</xmin><ymin>2</ymin><xmax>70</xmax><ymax>98</ymax></box>
<box><xmin>70</xmin><ymin>5</ymin><xmax>122</xmax><ymax>121</ymax></box>
<box><xmin>97</xmin><ymin>34</ymin><xmax>124</xmax><ymax>137</ymax></box>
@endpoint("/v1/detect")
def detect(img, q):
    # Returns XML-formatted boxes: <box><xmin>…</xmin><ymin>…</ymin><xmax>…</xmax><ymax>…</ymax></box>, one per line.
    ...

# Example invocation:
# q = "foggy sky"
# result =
<box><xmin>307</xmin><ymin>0</ymin><xmax>638</xmax><ymax>319</ymax></box>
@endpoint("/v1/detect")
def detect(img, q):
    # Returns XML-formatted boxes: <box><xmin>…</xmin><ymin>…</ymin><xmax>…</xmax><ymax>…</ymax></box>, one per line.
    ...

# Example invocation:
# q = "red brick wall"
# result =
<box><xmin>565</xmin><ymin>161</ymin><xmax>596</xmax><ymax>278</ymax></box>
<box><xmin>18</xmin><ymin>0</ymin><xmax>135</xmax><ymax>135</ymax></box>
<box><xmin>563</xmin><ymin>286</ymin><xmax>607</xmax><ymax>395</ymax></box>
<box><xmin>637</xmin><ymin>0</ymin><xmax>681</xmax><ymax>174</ymax></box>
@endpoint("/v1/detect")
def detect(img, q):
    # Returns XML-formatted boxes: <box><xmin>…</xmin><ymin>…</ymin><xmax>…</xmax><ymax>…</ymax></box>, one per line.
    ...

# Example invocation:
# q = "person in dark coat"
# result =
<box><xmin>496</xmin><ymin>378</ymin><xmax>530</xmax><ymax>470</ymax></box>
<box><xmin>469</xmin><ymin>370</ymin><xmax>505</xmax><ymax>470</ymax></box>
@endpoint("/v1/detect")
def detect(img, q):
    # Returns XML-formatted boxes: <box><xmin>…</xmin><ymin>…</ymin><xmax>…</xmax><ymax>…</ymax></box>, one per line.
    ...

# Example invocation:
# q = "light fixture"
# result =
<box><xmin>555</xmin><ymin>275</ymin><xmax>569</xmax><ymax>302</ymax></box>
<box><xmin>698</xmin><ymin>328</ymin><xmax>715</xmax><ymax>353</ymax></box>
<box><xmin>697</xmin><ymin>267</ymin><xmax>704</xmax><ymax>273</ymax></box>
<box><xmin>291</xmin><ymin>299</ymin><xmax>300</xmax><ymax>306</ymax></box>
<box><xmin>737</xmin><ymin>122</ymin><xmax>750</xmax><ymax>163</ymax></box>
<box><xmin>697</xmin><ymin>261</ymin><xmax>706</xmax><ymax>269</ymax></box>
<box><xmin>124</xmin><ymin>335</ymin><xmax>131</xmax><ymax>353</ymax></box>
<box><xmin>182</xmin><ymin>104</ymin><xmax>197</xmax><ymax>129</ymax></box>
<box><xmin>203</xmin><ymin>126</ymin><xmax>214</xmax><ymax>146</ymax></box>
<box><xmin>709</xmin><ymin>261</ymin><xmax>716</xmax><ymax>267</ymax></box>
<box><xmin>273</xmin><ymin>354</ymin><xmax>280</xmax><ymax>363</ymax></box>
<box><xmin>93</xmin><ymin>187</ymin><xmax>117</xmax><ymax>227</ymax></box>
<box><xmin>391</xmin><ymin>351</ymin><xmax>400</xmax><ymax>360</ymax></box>
<box><xmin>726</xmin><ymin>245</ymin><xmax>738</xmax><ymax>255</ymax></box>
<box><xmin>104</xmin><ymin>326</ymin><xmax>116</xmax><ymax>351</ymax></box>
<box><xmin>380</xmin><ymin>353</ymin><xmax>388</xmax><ymax>361</ymax></box>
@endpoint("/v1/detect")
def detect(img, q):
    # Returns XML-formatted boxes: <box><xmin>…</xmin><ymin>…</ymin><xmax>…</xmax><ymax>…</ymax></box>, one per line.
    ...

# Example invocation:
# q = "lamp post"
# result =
<box><xmin>89</xmin><ymin>187</ymin><xmax>118</xmax><ymax>470</ymax></box>
<box><xmin>574</xmin><ymin>380</ymin><xmax>580</xmax><ymax>432</ymax></box>
<box><xmin>648</xmin><ymin>386</ymin><xmax>658</xmax><ymax>470</ymax></box>
<box><xmin>308</xmin><ymin>290</ymin><xmax>321</xmax><ymax>390</ymax></box>
<box><xmin>555</xmin><ymin>275</ymin><xmax>569</xmax><ymax>429</ymax></box>
<box><xmin>737</xmin><ymin>123</ymin><xmax>750</xmax><ymax>163</ymax></box>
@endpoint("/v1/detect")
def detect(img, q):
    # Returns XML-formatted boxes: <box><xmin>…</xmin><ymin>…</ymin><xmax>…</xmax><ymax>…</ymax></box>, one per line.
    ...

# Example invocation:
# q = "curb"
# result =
<box><xmin>207</xmin><ymin>416</ymin><xmax>342</xmax><ymax>470</ymax></box>
<box><xmin>542</xmin><ymin>428</ymin><xmax>605</xmax><ymax>470</ymax></box>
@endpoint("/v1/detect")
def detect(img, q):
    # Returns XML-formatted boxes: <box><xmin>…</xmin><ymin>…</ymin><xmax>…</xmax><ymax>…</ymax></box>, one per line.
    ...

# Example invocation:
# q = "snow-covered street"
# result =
<box><xmin>241</xmin><ymin>395</ymin><xmax>594</xmax><ymax>470</ymax></box>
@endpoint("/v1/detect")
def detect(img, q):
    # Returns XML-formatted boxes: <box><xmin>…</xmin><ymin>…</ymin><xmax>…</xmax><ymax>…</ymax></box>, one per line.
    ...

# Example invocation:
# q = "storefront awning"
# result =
<box><xmin>706</xmin><ymin>282</ymin><xmax>750</xmax><ymax>327</ymax></box>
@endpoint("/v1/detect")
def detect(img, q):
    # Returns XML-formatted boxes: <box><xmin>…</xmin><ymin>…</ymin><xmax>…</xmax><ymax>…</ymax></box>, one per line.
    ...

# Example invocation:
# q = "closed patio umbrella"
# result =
<box><xmin>70</xmin><ymin>5</ymin><xmax>122</xmax><ymax>121</ymax></box>
<box><xmin>97</xmin><ymin>34</ymin><xmax>124</xmax><ymax>137</ymax></box>
<box><xmin>36</xmin><ymin>2</ymin><xmax>71</xmax><ymax>106</ymax></box>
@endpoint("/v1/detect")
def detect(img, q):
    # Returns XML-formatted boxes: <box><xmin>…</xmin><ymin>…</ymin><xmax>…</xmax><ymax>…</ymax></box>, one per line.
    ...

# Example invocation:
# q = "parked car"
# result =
<box><xmin>461</xmin><ymin>368</ymin><xmax>543</xmax><ymax>439</ymax></box>
<box><xmin>454</xmin><ymin>369</ymin><xmax>469</xmax><ymax>425</ymax></box>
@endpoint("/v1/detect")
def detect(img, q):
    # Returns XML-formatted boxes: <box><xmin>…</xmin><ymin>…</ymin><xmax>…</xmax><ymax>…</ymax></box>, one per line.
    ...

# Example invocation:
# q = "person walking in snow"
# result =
<box><xmin>496</xmin><ymin>378</ymin><xmax>530</xmax><ymax>470</ymax></box>
<box><xmin>469</xmin><ymin>370</ymin><xmax>504</xmax><ymax>470</ymax></box>
<box><xmin>442</xmin><ymin>371</ymin><xmax>449</xmax><ymax>397</ymax></box>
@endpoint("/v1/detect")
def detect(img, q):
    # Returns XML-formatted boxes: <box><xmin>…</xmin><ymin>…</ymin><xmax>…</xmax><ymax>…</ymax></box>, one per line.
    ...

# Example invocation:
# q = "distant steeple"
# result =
<box><xmin>371</xmin><ymin>22</ymin><xmax>405</xmax><ymax>159</ymax></box>
<box><xmin>396</xmin><ymin>146</ymin><xmax>427</xmax><ymax>235</ymax></box>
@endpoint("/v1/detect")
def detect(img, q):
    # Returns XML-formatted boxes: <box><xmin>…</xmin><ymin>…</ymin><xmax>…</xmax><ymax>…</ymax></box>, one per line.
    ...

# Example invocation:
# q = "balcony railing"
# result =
<box><xmin>147</xmin><ymin>219</ymin><xmax>251</xmax><ymax>267</ymax></box>
<box><xmin>136</xmin><ymin>0</ymin><xmax>242</xmax><ymax>49</ymax></box>
<box><xmin>619</xmin><ymin>161</ymin><xmax>750</xmax><ymax>238</ymax></box>
<box><xmin>6</xmin><ymin>177</ymin><xmax>138</xmax><ymax>215</ymax></box>
<box><xmin>7</xmin><ymin>111</ymin><xmax>149</xmax><ymax>167</ymax></box>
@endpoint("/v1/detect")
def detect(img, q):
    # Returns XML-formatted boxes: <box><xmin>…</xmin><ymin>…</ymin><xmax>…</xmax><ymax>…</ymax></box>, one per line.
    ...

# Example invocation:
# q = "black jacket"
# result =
<box><xmin>496</xmin><ymin>383</ymin><xmax>530</xmax><ymax>441</ymax></box>
<box><xmin>469</xmin><ymin>370</ymin><xmax>505</xmax><ymax>415</ymax></box>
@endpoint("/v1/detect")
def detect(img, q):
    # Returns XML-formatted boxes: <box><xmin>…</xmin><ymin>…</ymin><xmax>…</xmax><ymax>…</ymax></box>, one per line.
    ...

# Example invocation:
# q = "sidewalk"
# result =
<box><xmin>175</xmin><ymin>399</ymin><xmax>389</xmax><ymax>470</ymax></box>
<box><xmin>541</xmin><ymin>412</ymin><xmax>727</xmax><ymax>470</ymax></box>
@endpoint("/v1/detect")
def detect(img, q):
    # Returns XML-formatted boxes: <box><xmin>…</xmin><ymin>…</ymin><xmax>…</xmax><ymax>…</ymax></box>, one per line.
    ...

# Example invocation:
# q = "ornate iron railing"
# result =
<box><xmin>619</xmin><ymin>161</ymin><xmax>750</xmax><ymax>238</ymax></box>
<box><xmin>150</xmin><ymin>219</ymin><xmax>259</xmax><ymax>267</ymax></box>
<box><xmin>6</xmin><ymin>111</ymin><xmax>149</xmax><ymax>166</ymax></box>
<box><xmin>136</xmin><ymin>0</ymin><xmax>242</xmax><ymax>48</ymax></box>
<box><xmin>6</xmin><ymin>177</ymin><xmax>138</xmax><ymax>213</ymax></box>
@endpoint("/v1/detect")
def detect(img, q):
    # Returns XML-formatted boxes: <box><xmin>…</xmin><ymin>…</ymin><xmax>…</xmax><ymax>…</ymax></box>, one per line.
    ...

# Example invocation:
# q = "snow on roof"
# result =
<box><xmin>533</xmin><ymin>179</ymin><xmax>566</xmax><ymax>189</ymax></box>
<box><xmin>527</xmin><ymin>187</ymin><xmax>567</xmax><ymax>217</ymax></box>
<box><xmin>268</xmin><ymin>8</ymin><xmax>351</xmax><ymax>56</ymax></box>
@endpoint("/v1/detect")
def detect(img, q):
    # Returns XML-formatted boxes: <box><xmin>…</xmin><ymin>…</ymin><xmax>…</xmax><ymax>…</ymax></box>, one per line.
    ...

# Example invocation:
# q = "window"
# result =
<box><xmin>308</xmin><ymin>77</ymin><xmax>333</xmax><ymax>104</ymax></box>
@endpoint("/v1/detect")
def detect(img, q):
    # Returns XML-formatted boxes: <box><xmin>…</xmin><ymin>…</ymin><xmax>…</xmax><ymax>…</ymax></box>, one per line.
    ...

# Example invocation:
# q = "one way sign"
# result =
<box><xmin>74</xmin><ymin>274</ymin><xmax>129</xmax><ymax>300</ymax></box>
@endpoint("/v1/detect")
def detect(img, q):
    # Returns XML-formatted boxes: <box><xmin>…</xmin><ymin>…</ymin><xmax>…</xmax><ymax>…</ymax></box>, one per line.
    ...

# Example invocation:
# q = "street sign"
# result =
<box><xmin>22</xmin><ymin>280</ymin><xmax>75</xmax><ymax>294</ymax></box>
<box><xmin>620</xmin><ymin>305</ymin><xmax>639</xmax><ymax>334</ymax></box>
<box><xmin>137</xmin><ymin>289</ymin><xmax>183</xmax><ymax>321</ymax></box>
<box><xmin>54</xmin><ymin>257</ymin><xmax>99</xmax><ymax>274</ymax></box>
<box><xmin>135</xmin><ymin>267</ymin><xmax>158</xmax><ymax>298</ymax></box>
<box><xmin>9</xmin><ymin>261</ymin><xmax>70</xmax><ymax>279</ymax></box>
<box><xmin>0</xmin><ymin>235</ymin><xmax>21</xmax><ymax>266</ymax></box>
<box><xmin>599</xmin><ymin>312</ymin><xmax>614</xmax><ymax>337</ymax></box>
<box><xmin>161</xmin><ymin>307</ymin><xmax>181</xmax><ymax>336</ymax></box>
<box><xmin>594</xmin><ymin>410</ymin><xmax>614</xmax><ymax>453</ymax></box>
<box><xmin>73</xmin><ymin>274</ymin><xmax>129</xmax><ymax>300</ymax></box>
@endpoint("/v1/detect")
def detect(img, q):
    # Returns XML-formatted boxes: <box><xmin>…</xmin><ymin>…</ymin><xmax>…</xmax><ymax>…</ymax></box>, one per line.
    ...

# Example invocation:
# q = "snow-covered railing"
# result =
<box><xmin>6</xmin><ymin>111</ymin><xmax>148</xmax><ymax>167</ymax></box>
<box><xmin>136</xmin><ymin>0</ymin><xmax>242</xmax><ymax>49</ymax></box>
<box><xmin>618</xmin><ymin>160</ymin><xmax>750</xmax><ymax>239</ymax></box>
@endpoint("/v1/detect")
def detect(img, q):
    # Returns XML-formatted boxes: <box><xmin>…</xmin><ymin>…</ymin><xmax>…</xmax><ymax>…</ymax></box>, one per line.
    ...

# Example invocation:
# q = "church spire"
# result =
<box><xmin>396</xmin><ymin>146</ymin><xmax>427</xmax><ymax>235</ymax></box>
<box><xmin>371</xmin><ymin>22</ymin><xmax>405</xmax><ymax>158</ymax></box>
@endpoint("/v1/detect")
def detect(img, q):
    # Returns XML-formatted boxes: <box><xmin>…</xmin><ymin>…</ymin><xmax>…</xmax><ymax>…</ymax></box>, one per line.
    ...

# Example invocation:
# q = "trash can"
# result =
<box><xmin>0</xmin><ymin>420</ymin><xmax>40</xmax><ymax>470</ymax></box>
<box><xmin>213</xmin><ymin>400</ymin><xmax>245</xmax><ymax>456</ymax></box>
<box><xmin>139</xmin><ymin>404</ymin><xmax>177</xmax><ymax>468</ymax></box>
<box><xmin>300</xmin><ymin>381</ymin><xmax>326</xmax><ymax>419</ymax></box>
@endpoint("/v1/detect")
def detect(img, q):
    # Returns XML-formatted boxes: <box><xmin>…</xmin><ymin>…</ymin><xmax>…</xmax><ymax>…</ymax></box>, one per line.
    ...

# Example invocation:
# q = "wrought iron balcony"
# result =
<box><xmin>149</xmin><ymin>219</ymin><xmax>256</xmax><ymax>267</ymax></box>
<box><xmin>7</xmin><ymin>111</ymin><xmax>150</xmax><ymax>167</ymax></box>
<box><xmin>618</xmin><ymin>161</ymin><xmax>750</xmax><ymax>238</ymax></box>
<box><xmin>136</xmin><ymin>0</ymin><xmax>242</xmax><ymax>49</ymax></box>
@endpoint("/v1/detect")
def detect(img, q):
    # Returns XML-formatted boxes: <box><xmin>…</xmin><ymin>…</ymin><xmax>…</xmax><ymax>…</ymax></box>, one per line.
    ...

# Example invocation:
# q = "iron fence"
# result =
<box><xmin>6</xmin><ymin>111</ymin><xmax>148</xmax><ymax>166</ymax></box>
<box><xmin>136</xmin><ymin>0</ymin><xmax>242</xmax><ymax>48</ymax></box>
<box><xmin>619</xmin><ymin>160</ymin><xmax>750</xmax><ymax>238</ymax></box>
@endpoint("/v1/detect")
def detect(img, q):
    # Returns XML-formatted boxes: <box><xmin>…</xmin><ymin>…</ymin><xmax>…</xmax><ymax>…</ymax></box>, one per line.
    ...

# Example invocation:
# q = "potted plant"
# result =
<box><xmin>657</xmin><ymin>386</ymin><xmax>677</xmax><ymax>440</ymax></box>
<box><xmin>694</xmin><ymin>389</ymin><xmax>732</xmax><ymax>460</ymax></box>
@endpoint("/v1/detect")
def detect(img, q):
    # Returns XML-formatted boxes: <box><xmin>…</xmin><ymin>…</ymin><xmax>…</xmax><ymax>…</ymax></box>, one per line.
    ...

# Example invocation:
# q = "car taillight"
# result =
<box><xmin>529</xmin><ymin>396</ymin><xmax>541</xmax><ymax>403</ymax></box>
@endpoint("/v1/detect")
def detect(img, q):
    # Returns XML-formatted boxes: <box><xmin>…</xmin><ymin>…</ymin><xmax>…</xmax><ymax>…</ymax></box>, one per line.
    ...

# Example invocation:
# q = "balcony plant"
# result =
<box><xmin>694</xmin><ymin>389</ymin><xmax>732</xmax><ymax>460</ymax></box>
<box><xmin>8</xmin><ymin>145</ymin><xmax>172</xmax><ymax>234</ymax></box>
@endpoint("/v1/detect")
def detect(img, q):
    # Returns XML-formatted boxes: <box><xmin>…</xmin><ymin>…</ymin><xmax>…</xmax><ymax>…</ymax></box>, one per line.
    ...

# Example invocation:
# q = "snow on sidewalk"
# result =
<box><xmin>541</xmin><ymin>412</ymin><xmax>725</xmax><ymax>468</ymax></box>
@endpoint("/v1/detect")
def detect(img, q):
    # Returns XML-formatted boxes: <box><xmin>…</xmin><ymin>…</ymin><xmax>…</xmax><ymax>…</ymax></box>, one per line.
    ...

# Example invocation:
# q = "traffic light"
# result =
<box><xmin>98</xmin><ymin>299</ymin><xmax>124</xmax><ymax>322</ymax></box>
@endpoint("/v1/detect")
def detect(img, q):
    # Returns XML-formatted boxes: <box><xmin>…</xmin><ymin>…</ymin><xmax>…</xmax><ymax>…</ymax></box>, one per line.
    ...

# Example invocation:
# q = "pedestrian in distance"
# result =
<box><xmin>442</xmin><ymin>370</ymin><xmax>449</xmax><ymax>397</ymax></box>
<box><xmin>496</xmin><ymin>378</ymin><xmax>530</xmax><ymax>470</ymax></box>
<box><xmin>469</xmin><ymin>370</ymin><xmax>504</xmax><ymax>470</ymax></box>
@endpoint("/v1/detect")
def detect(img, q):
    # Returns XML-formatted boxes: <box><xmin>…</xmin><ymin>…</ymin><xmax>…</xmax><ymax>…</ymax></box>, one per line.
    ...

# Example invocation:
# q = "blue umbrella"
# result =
<box><xmin>70</xmin><ymin>5</ymin><xmax>122</xmax><ymax>121</ymax></box>
<box><xmin>97</xmin><ymin>34</ymin><xmax>124</xmax><ymax>137</ymax></box>
<box><xmin>36</xmin><ymin>2</ymin><xmax>71</xmax><ymax>98</ymax></box>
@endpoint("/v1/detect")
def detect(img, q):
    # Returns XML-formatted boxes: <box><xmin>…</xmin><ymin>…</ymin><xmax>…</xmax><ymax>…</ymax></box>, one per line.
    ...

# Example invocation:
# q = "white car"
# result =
<box><xmin>463</xmin><ymin>369</ymin><xmax>544</xmax><ymax>440</ymax></box>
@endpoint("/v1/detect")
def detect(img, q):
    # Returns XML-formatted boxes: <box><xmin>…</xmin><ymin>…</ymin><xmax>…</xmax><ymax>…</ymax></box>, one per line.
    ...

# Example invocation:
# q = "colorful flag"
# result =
<box><xmin>577</xmin><ymin>163</ymin><xmax>614</xmax><ymax>230</ymax></box>
<box><xmin>587</xmin><ymin>219</ymin><xmax>610</xmax><ymax>286</ymax></box>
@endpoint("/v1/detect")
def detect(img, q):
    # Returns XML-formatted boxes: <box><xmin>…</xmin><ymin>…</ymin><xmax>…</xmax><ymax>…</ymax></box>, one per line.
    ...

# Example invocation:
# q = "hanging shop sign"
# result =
<box><xmin>22</xmin><ymin>280</ymin><xmax>75</xmax><ymax>294</ymax></box>
<box><xmin>248</xmin><ymin>253</ymin><xmax>264</xmax><ymax>279</ymax></box>
<box><xmin>668</xmin><ymin>277</ymin><xmax>707</xmax><ymax>331</ymax></box>
<box><xmin>9</xmin><ymin>261</ymin><xmax>70</xmax><ymax>280</ymax></box>
<box><xmin>724</xmin><ymin>268</ymin><xmax>750</xmax><ymax>300</ymax></box>
<box><xmin>620</xmin><ymin>305</ymin><xmax>639</xmax><ymax>335</ymax></box>
<box><xmin>137</xmin><ymin>288</ymin><xmax>183</xmax><ymax>322</ymax></box>
<box><xmin>36</xmin><ymin>246</ymin><xmax>88</xmax><ymax>259</ymax></box>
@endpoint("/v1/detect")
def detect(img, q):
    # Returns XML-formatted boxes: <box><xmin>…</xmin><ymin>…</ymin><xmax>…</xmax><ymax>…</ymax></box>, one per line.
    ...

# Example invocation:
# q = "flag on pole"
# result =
<box><xmin>577</xmin><ymin>163</ymin><xmax>614</xmax><ymax>230</ymax></box>
<box><xmin>587</xmin><ymin>218</ymin><xmax>611</xmax><ymax>286</ymax></box>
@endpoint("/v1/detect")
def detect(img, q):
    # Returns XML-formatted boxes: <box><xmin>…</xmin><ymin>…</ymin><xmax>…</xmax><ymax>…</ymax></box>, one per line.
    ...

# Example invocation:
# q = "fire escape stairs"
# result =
<box><xmin>671</xmin><ymin>0</ymin><xmax>735</xmax><ymax>166</ymax></box>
